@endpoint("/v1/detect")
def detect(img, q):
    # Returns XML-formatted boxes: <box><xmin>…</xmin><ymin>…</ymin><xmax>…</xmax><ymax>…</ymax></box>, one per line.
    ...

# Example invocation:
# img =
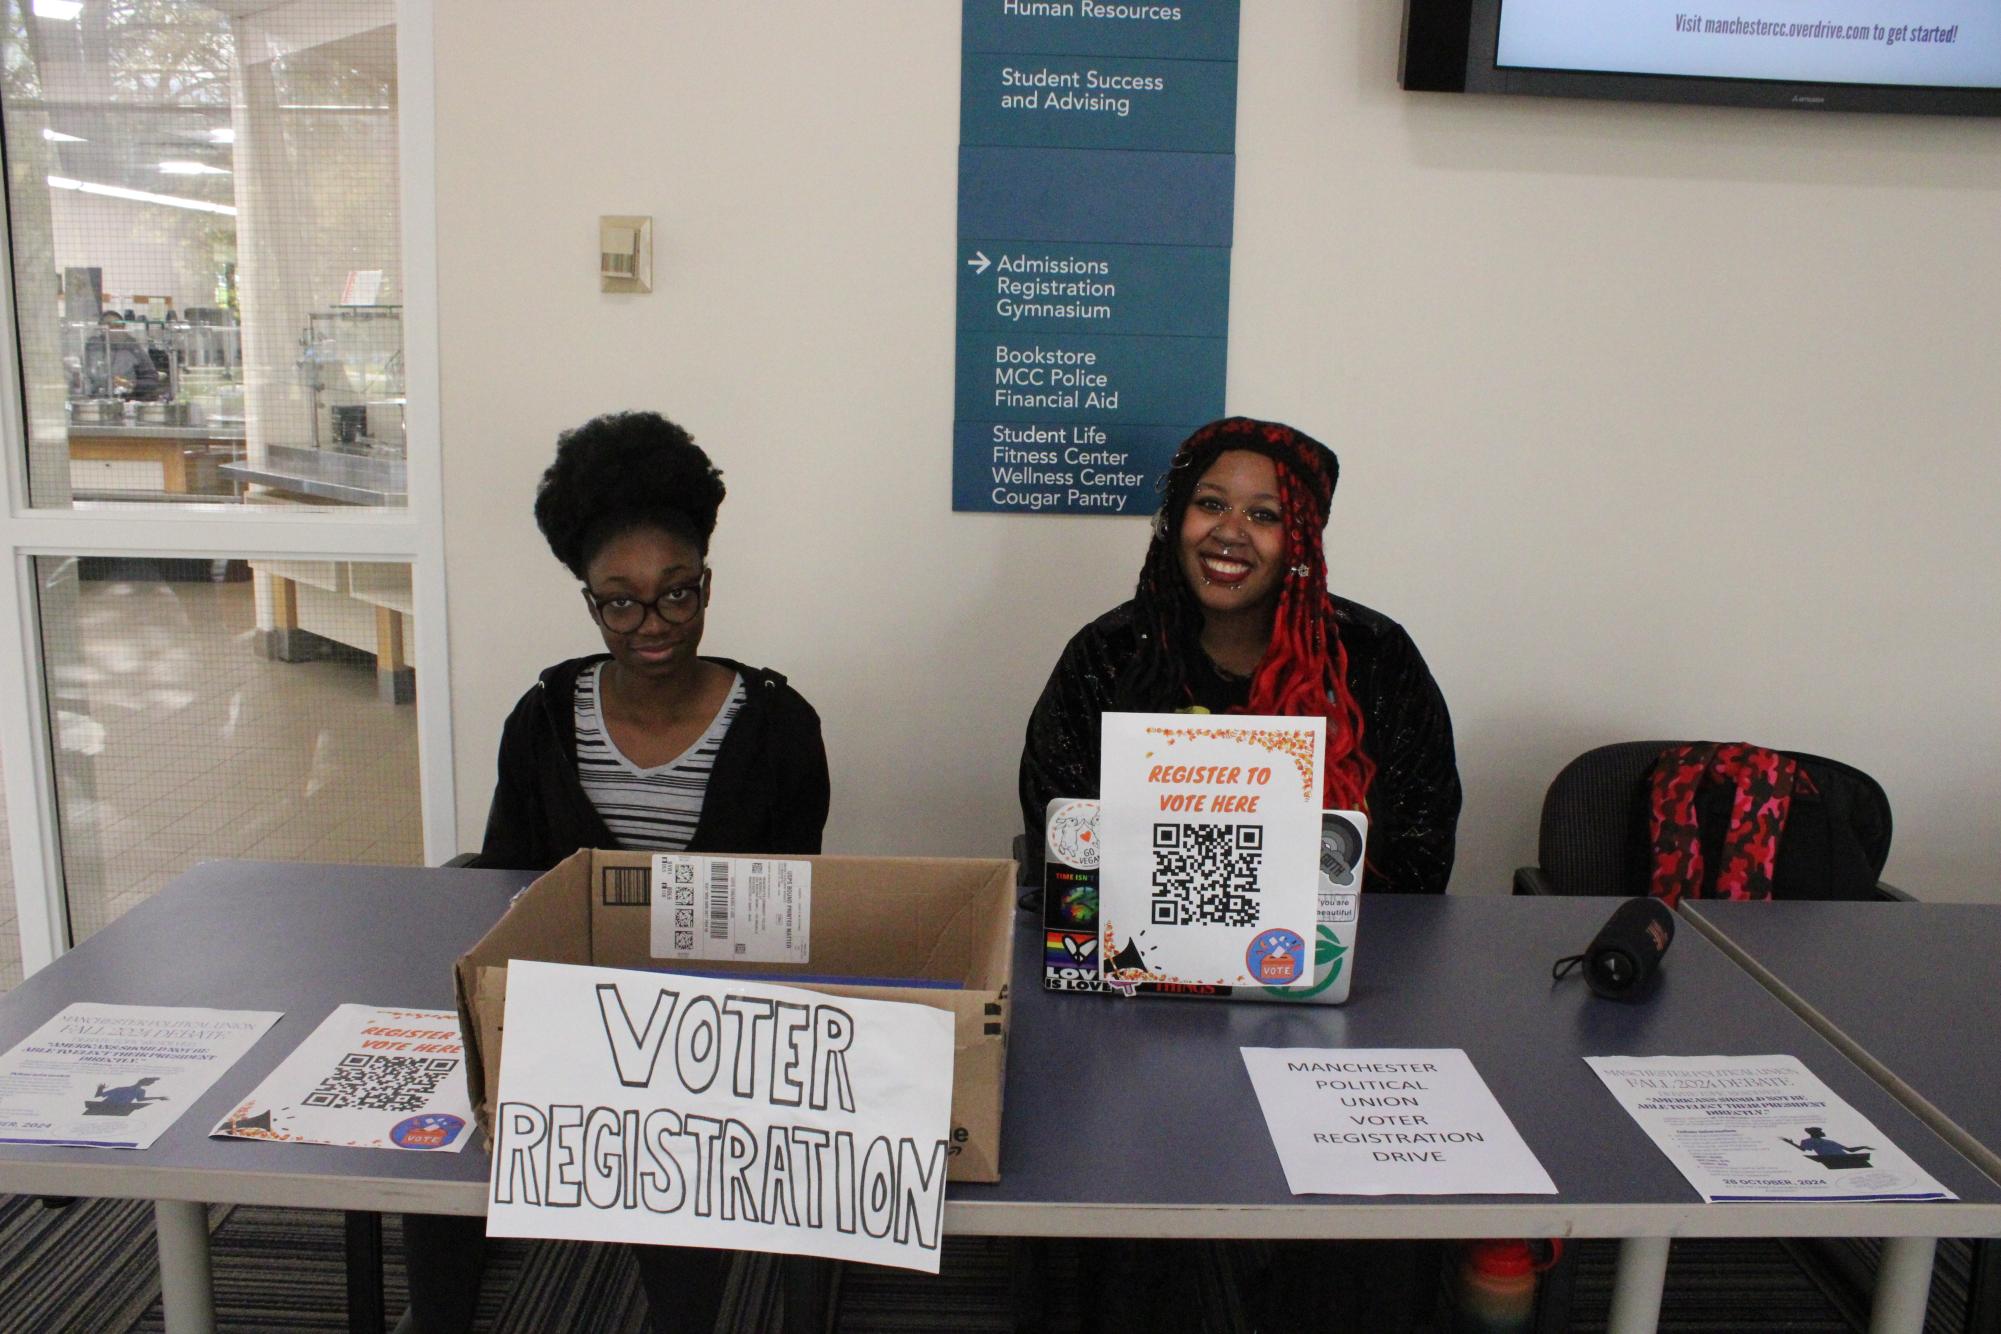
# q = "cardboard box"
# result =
<box><xmin>456</xmin><ymin>849</ymin><xmax>1015</xmax><ymax>1183</ymax></box>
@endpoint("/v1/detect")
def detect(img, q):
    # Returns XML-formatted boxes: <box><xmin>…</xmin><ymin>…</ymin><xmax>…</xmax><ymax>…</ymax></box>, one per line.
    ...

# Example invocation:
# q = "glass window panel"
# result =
<box><xmin>0</xmin><ymin>766</ymin><xmax>19</xmax><ymax>992</ymax></box>
<box><xmin>34</xmin><ymin>554</ymin><xmax>420</xmax><ymax>947</ymax></box>
<box><xmin>2</xmin><ymin>1</ymin><xmax>404</xmax><ymax>509</ymax></box>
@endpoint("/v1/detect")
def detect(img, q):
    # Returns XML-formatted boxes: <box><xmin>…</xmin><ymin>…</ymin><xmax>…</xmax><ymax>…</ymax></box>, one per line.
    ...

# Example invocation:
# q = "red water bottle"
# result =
<box><xmin>1452</xmin><ymin>1239</ymin><xmax>1559</xmax><ymax>1333</ymax></box>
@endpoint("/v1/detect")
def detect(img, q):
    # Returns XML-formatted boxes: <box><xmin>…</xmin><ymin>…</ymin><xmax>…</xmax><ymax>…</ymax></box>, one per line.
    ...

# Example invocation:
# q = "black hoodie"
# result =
<box><xmin>476</xmin><ymin>655</ymin><xmax>829</xmax><ymax>870</ymax></box>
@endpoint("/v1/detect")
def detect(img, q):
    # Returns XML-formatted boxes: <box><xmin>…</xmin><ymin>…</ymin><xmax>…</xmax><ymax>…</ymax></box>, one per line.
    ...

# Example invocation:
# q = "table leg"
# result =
<box><xmin>1607</xmin><ymin>1236</ymin><xmax>1670</xmax><ymax>1334</ymax></box>
<box><xmin>782</xmin><ymin>1256</ymin><xmax>838</xmax><ymax>1333</ymax></box>
<box><xmin>1967</xmin><ymin>1238</ymin><xmax>2001</xmax><ymax>1334</ymax></box>
<box><xmin>344</xmin><ymin>1211</ymin><xmax>386</xmax><ymax>1334</ymax></box>
<box><xmin>372</xmin><ymin>605</ymin><xmax>414</xmax><ymax>705</ymax></box>
<box><xmin>154</xmin><ymin>1199</ymin><xmax>216</xmax><ymax>1334</ymax></box>
<box><xmin>1010</xmin><ymin>1238</ymin><xmax>1050</xmax><ymax>1334</ymax></box>
<box><xmin>1869</xmin><ymin>1236</ymin><xmax>1936</xmax><ymax>1334</ymax></box>
<box><xmin>259</xmin><ymin>574</ymin><xmax>305</xmax><ymax>662</ymax></box>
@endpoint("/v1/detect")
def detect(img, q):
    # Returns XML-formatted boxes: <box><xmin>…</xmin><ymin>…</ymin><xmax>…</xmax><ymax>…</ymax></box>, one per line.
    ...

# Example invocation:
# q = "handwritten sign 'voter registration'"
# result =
<box><xmin>1099</xmin><ymin>712</ymin><xmax>1324</xmax><ymax>989</ymax></box>
<box><xmin>486</xmin><ymin>960</ymin><xmax>955</xmax><ymax>1273</ymax></box>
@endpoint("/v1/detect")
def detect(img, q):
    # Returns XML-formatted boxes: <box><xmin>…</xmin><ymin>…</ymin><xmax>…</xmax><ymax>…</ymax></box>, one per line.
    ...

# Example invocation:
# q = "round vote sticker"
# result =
<box><xmin>1246</xmin><ymin>928</ymin><xmax>1305</xmax><ymax>985</ymax></box>
<box><xmin>1045</xmin><ymin>800</ymin><xmax>1101</xmax><ymax>869</ymax></box>
<box><xmin>390</xmin><ymin>1113</ymin><xmax>465</xmax><ymax>1150</ymax></box>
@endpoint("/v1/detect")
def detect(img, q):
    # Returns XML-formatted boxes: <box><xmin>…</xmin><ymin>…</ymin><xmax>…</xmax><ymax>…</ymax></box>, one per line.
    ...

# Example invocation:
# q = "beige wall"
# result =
<box><xmin>435</xmin><ymin>2</ymin><xmax>2001</xmax><ymax>899</ymax></box>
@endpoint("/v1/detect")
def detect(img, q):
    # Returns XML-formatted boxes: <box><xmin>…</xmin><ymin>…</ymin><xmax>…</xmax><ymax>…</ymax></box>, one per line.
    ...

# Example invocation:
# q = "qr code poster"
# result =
<box><xmin>211</xmin><ymin>1005</ymin><xmax>473</xmax><ymax>1152</ymax></box>
<box><xmin>1097</xmin><ymin>712</ymin><xmax>1324</xmax><ymax>990</ymax></box>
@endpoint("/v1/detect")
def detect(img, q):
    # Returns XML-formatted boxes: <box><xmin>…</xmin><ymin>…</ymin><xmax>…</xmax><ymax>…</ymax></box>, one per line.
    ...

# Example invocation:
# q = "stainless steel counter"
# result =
<box><xmin>219</xmin><ymin>444</ymin><xmax>406</xmax><ymax>506</ymax></box>
<box><xmin>66</xmin><ymin>423</ymin><xmax>246</xmax><ymax>443</ymax></box>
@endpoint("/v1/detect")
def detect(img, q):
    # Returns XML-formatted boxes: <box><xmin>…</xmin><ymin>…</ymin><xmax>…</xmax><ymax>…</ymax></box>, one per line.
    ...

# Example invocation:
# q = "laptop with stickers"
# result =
<box><xmin>1039</xmin><ymin>798</ymin><xmax>1365</xmax><ymax>1004</ymax></box>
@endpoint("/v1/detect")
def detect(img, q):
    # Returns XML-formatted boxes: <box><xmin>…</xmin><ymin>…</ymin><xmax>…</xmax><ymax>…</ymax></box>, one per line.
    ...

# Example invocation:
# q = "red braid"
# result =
<box><xmin>1241</xmin><ymin>468</ymin><xmax>1375</xmax><ymax>812</ymax></box>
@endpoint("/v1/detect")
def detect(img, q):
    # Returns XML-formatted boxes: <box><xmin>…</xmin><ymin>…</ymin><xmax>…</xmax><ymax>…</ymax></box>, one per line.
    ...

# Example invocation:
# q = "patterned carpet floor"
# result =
<box><xmin>0</xmin><ymin>1191</ymin><xmax>1982</xmax><ymax>1333</ymax></box>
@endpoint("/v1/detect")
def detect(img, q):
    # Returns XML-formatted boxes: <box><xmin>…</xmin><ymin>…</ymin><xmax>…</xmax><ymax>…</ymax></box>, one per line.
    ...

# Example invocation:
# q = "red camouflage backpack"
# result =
<box><xmin>1644</xmin><ymin>742</ymin><xmax>1890</xmax><ymax>907</ymax></box>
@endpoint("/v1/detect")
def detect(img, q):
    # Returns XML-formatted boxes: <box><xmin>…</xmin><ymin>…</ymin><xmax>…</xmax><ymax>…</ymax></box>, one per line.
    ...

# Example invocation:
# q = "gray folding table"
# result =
<box><xmin>1684</xmin><ymin>899</ymin><xmax>2001</xmax><ymax>1330</ymax></box>
<box><xmin>0</xmin><ymin>862</ymin><xmax>1997</xmax><ymax>1334</ymax></box>
<box><xmin>962</xmin><ymin>891</ymin><xmax>2001</xmax><ymax>1333</ymax></box>
<box><xmin>0</xmin><ymin>862</ymin><xmax>523</xmax><ymax>1332</ymax></box>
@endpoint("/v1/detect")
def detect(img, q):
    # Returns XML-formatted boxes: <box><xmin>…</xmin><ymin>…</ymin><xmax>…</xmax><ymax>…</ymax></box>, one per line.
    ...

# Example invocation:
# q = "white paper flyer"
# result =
<box><xmin>485</xmin><ymin>960</ymin><xmax>955</xmax><ymax>1273</ymax></box>
<box><xmin>1240</xmin><ymin>1047</ymin><xmax>1557</xmax><ymax>1196</ymax></box>
<box><xmin>211</xmin><ymin>1004</ymin><xmax>474</xmax><ymax>1152</ymax></box>
<box><xmin>0</xmin><ymin>1002</ymin><xmax>280</xmax><ymax>1149</ymax></box>
<box><xmin>1585</xmin><ymin>1054</ymin><xmax>1953</xmax><ymax>1202</ymax></box>
<box><xmin>1098</xmin><ymin>712</ymin><xmax>1324</xmax><ymax>990</ymax></box>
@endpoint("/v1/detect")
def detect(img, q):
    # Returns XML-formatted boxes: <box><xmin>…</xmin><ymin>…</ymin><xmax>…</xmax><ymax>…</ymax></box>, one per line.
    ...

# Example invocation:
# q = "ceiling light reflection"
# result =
<box><xmin>46</xmin><ymin>175</ymin><xmax>237</xmax><ymax>216</ymax></box>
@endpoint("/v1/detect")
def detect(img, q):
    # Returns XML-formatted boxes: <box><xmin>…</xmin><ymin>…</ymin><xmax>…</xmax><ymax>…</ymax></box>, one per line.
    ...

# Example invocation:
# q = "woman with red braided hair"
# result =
<box><xmin>1020</xmin><ymin>416</ymin><xmax>1461</xmax><ymax>893</ymax></box>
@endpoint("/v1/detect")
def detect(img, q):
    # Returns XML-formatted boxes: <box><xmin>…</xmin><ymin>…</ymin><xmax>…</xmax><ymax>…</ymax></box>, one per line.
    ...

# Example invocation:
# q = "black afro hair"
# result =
<box><xmin>533</xmin><ymin>411</ymin><xmax>727</xmax><ymax>578</ymax></box>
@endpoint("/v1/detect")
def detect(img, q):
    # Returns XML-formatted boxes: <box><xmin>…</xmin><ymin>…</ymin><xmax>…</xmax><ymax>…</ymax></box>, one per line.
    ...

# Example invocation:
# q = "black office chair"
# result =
<box><xmin>1513</xmin><ymin>743</ymin><xmax>1989</xmax><ymax>1333</ymax></box>
<box><xmin>1513</xmin><ymin>739</ymin><xmax>1905</xmax><ymax>901</ymax></box>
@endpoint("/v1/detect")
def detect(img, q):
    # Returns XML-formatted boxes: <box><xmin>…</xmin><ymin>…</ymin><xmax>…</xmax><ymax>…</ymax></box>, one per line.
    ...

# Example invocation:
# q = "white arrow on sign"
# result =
<box><xmin>967</xmin><ymin>251</ymin><xmax>991</xmax><ymax>274</ymax></box>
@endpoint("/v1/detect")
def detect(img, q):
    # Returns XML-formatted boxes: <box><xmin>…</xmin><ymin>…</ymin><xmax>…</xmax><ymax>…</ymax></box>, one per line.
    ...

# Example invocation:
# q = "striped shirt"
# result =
<box><xmin>575</xmin><ymin>663</ymin><xmax>745</xmax><ymax>851</ymax></box>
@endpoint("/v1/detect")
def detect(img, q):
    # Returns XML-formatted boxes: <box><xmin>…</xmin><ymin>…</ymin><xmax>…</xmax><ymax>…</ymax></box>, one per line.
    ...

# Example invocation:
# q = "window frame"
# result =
<box><xmin>0</xmin><ymin>0</ymin><xmax>454</xmax><ymax>980</ymax></box>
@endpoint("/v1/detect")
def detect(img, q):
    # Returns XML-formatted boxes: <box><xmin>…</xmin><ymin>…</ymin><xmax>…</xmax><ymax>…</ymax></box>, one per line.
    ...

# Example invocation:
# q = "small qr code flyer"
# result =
<box><xmin>210</xmin><ymin>1004</ymin><xmax>473</xmax><ymax>1152</ymax></box>
<box><xmin>1098</xmin><ymin>712</ymin><xmax>1324</xmax><ymax>990</ymax></box>
<box><xmin>650</xmin><ymin>855</ymin><xmax>812</xmax><ymax>965</ymax></box>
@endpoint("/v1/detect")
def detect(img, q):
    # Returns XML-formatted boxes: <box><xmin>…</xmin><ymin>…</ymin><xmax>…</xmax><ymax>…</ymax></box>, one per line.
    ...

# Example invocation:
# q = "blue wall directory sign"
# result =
<box><xmin>954</xmin><ymin>1</ymin><xmax>1241</xmax><ymax>516</ymax></box>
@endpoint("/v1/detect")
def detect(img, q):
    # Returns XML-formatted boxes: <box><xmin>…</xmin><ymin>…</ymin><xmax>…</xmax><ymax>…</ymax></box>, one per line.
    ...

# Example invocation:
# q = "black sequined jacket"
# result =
<box><xmin>1017</xmin><ymin>597</ymin><xmax>1462</xmax><ymax>893</ymax></box>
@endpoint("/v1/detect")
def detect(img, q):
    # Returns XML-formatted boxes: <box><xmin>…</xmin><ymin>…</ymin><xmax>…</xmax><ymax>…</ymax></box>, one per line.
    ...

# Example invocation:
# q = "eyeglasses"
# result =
<box><xmin>582</xmin><ymin>570</ymin><xmax>708</xmax><ymax>632</ymax></box>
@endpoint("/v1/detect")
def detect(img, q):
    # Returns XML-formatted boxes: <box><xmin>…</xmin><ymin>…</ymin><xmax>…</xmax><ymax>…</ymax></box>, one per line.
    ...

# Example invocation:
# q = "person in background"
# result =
<box><xmin>1019</xmin><ymin>414</ymin><xmax>1460</xmax><ymax>893</ymax></box>
<box><xmin>405</xmin><ymin>410</ymin><xmax>829</xmax><ymax>1334</ymax></box>
<box><xmin>92</xmin><ymin>311</ymin><xmax>161</xmax><ymax>400</ymax></box>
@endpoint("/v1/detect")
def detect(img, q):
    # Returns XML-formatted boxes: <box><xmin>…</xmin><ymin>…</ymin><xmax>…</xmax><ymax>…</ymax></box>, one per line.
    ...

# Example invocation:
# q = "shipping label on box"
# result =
<box><xmin>650</xmin><ymin>855</ymin><xmax>811</xmax><ymax>964</ymax></box>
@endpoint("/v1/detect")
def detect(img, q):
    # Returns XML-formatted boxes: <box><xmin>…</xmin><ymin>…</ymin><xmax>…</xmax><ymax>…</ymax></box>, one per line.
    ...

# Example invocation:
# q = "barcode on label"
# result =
<box><xmin>601</xmin><ymin>866</ymin><xmax>649</xmax><ymax>907</ymax></box>
<box><xmin>707</xmin><ymin>861</ymin><xmax>732</xmax><ymax>939</ymax></box>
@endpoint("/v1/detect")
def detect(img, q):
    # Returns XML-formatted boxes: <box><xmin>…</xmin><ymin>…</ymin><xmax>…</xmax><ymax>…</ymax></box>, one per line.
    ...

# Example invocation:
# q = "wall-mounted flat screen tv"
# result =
<box><xmin>1403</xmin><ymin>0</ymin><xmax>2001</xmax><ymax>116</ymax></box>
